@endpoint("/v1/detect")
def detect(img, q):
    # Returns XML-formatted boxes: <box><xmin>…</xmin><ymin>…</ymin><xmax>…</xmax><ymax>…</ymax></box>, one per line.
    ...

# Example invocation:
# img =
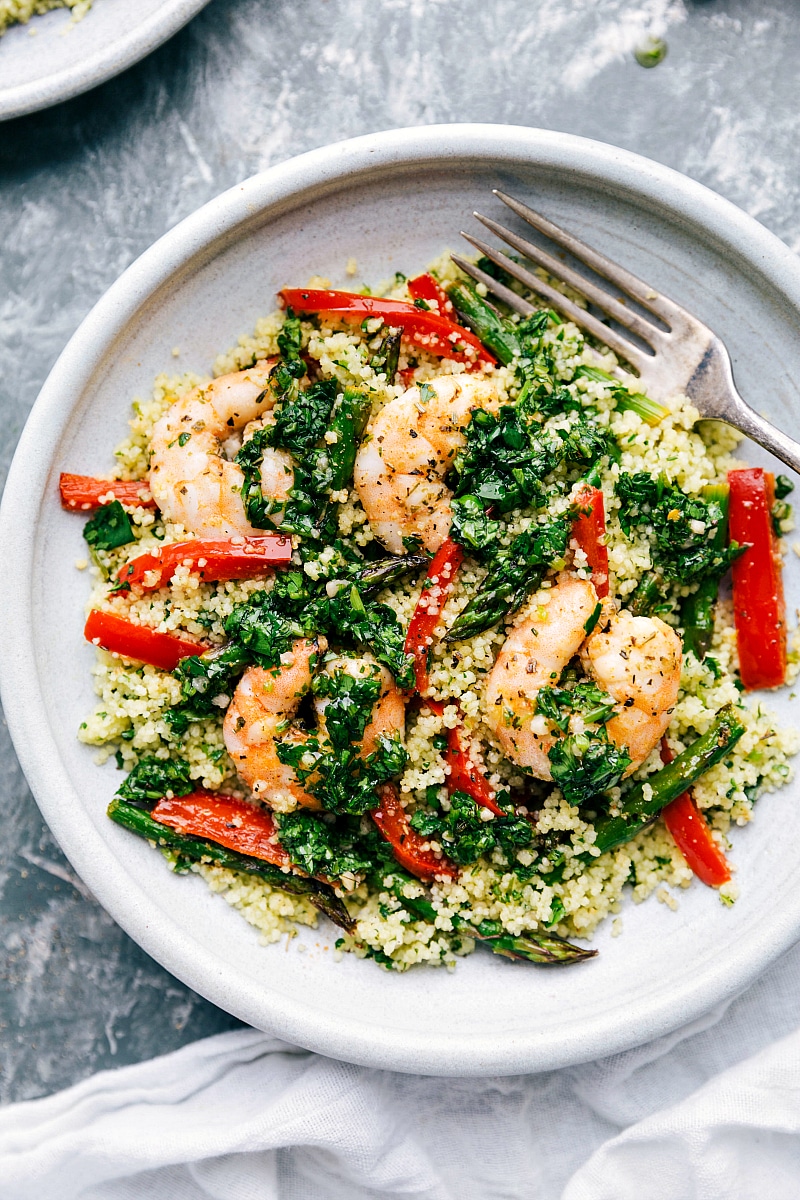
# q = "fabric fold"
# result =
<box><xmin>3</xmin><ymin>940</ymin><xmax>800</xmax><ymax>1199</ymax></box>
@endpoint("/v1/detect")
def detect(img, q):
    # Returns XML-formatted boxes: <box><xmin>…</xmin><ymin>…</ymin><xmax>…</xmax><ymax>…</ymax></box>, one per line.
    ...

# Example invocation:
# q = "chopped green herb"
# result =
<box><xmin>223</xmin><ymin>589</ymin><xmax>306</xmax><ymax>669</ymax></box>
<box><xmin>166</xmin><ymin>643</ymin><xmax>251</xmax><ymax>733</ymax></box>
<box><xmin>83</xmin><ymin>501</ymin><xmax>135</xmax><ymax>552</ymax></box>
<box><xmin>275</xmin><ymin>811</ymin><xmax>376</xmax><ymax>878</ymax></box>
<box><xmin>277</xmin><ymin>310</ymin><xmax>304</xmax><ymax>362</ymax></box>
<box><xmin>115</xmin><ymin>757</ymin><xmax>193</xmax><ymax>808</ymax></box>
<box><xmin>772</xmin><ymin>478</ymin><xmax>793</xmax><ymax>536</ymax></box>
<box><xmin>775</xmin><ymin>474</ymin><xmax>794</xmax><ymax>501</ymax></box>
<box><xmin>449</xmin><ymin>495</ymin><xmax>502</xmax><ymax>554</ymax></box>
<box><xmin>537</xmin><ymin>682</ymin><xmax>617</xmax><ymax>734</ymax></box>
<box><xmin>409</xmin><ymin>789</ymin><xmax>534</xmax><ymax>866</ymax></box>
<box><xmin>307</xmin><ymin>585</ymin><xmax>415</xmax><ymax>689</ymax></box>
<box><xmin>274</xmin><ymin>658</ymin><xmax>408</xmax><ymax>816</ymax></box>
<box><xmin>617</xmin><ymin>472</ymin><xmax>745</xmax><ymax>584</ymax></box>
<box><xmin>583</xmin><ymin>601</ymin><xmax>602</xmax><ymax>635</ymax></box>
<box><xmin>549</xmin><ymin>730</ymin><xmax>632</xmax><ymax>807</ymax></box>
<box><xmin>237</xmin><ymin>377</ymin><xmax>369</xmax><ymax>539</ymax></box>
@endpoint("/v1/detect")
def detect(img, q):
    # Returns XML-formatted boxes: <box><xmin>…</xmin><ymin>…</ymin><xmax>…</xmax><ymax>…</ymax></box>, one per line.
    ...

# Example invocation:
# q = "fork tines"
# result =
<box><xmin>455</xmin><ymin>190</ymin><xmax>688</xmax><ymax>373</ymax></box>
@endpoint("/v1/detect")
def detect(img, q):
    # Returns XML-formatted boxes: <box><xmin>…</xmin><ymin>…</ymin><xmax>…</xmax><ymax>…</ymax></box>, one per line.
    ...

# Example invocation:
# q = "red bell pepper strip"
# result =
<box><xmin>572</xmin><ymin>484</ymin><xmax>609</xmax><ymax>598</ymax></box>
<box><xmin>408</xmin><ymin>272</ymin><xmax>456</xmax><ymax>318</ymax></box>
<box><xmin>444</xmin><ymin>722</ymin><xmax>504</xmax><ymax>816</ymax></box>
<box><xmin>659</xmin><ymin>738</ymin><xmax>731</xmax><ymax>888</ymax></box>
<box><xmin>279</xmin><ymin>288</ymin><xmax>496</xmax><ymax>366</ymax></box>
<box><xmin>84</xmin><ymin>610</ymin><xmax>210</xmax><ymax>671</ymax></box>
<box><xmin>728</xmin><ymin>468</ymin><xmax>786</xmax><ymax>690</ymax></box>
<box><xmin>371</xmin><ymin>784</ymin><xmax>459</xmax><ymax>880</ymax></box>
<box><xmin>404</xmin><ymin>538</ymin><xmax>502</xmax><ymax>814</ymax></box>
<box><xmin>60</xmin><ymin>473</ymin><xmax>156</xmax><ymax>511</ymax></box>
<box><xmin>151</xmin><ymin>790</ymin><xmax>292</xmax><ymax>868</ymax></box>
<box><xmin>415</xmin><ymin>694</ymin><xmax>502</xmax><ymax>817</ymax></box>
<box><xmin>404</xmin><ymin>538</ymin><xmax>465</xmax><ymax>696</ymax></box>
<box><xmin>117</xmin><ymin>535</ymin><xmax>292</xmax><ymax>592</ymax></box>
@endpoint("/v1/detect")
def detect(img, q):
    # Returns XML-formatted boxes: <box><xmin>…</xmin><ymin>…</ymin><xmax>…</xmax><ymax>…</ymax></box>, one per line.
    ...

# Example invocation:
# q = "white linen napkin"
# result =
<box><xmin>3</xmin><ymin>938</ymin><xmax>800</xmax><ymax>1200</ymax></box>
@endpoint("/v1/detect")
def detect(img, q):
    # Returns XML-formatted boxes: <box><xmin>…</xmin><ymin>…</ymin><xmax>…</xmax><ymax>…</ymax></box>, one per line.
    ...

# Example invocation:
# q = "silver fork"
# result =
<box><xmin>452</xmin><ymin>190</ymin><xmax>800</xmax><ymax>476</ymax></box>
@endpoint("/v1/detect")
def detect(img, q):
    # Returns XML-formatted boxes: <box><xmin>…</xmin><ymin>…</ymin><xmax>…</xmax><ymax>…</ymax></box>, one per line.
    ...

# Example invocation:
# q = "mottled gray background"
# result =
<box><xmin>1</xmin><ymin>0</ymin><xmax>799</xmax><ymax>1103</ymax></box>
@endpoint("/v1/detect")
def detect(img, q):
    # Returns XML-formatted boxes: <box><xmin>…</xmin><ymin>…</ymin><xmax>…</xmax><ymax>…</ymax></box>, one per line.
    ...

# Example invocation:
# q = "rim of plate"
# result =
<box><xmin>0</xmin><ymin>0</ymin><xmax>212</xmax><ymax>122</ymax></box>
<box><xmin>3</xmin><ymin>124</ymin><xmax>800</xmax><ymax>1076</ymax></box>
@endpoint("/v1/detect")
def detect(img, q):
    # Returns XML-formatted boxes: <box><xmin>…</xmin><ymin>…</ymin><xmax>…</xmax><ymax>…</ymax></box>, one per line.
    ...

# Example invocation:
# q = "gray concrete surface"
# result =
<box><xmin>2</xmin><ymin>0</ymin><xmax>799</xmax><ymax>1102</ymax></box>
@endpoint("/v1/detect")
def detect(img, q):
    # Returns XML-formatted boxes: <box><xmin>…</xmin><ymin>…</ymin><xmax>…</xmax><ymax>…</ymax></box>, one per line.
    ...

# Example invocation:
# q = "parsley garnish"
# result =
<box><xmin>115</xmin><ymin>757</ymin><xmax>193</xmax><ymax>808</ymax></box>
<box><xmin>83</xmin><ymin>501</ymin><xmax>135</xmax><ymax>552</ymax></box>
<box><xmin>548</xmin><ymin>730</ymin><xmax>631</xmax><ymax>807</ymax></box>
<box><xmin>275</xmin><ymin>658</ymin><xmax>408</xmax><ymax>815</ymax></box>
<box><xmin>617</xmin><ymin>472</ymin><xmax>744</xmax><ymax>583</ymax></box>
<box><xmin>536</xmin><ymin>682</ymin><xmax>617</xmax><ymax>734</ymax></box>
<box><xmin>409</xmin><ymin>789</ymin><xmax>534</xmax><ymax>866</ymax></box>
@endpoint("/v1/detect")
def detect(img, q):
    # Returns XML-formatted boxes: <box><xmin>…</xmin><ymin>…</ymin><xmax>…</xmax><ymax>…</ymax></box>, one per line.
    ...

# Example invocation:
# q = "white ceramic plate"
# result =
<box><xmin>2</xmin><ymin>125</ymin><xmax>799</xmax><ymax>1076</ymax></box>
<box><xmin>0</xmin><ymin>0</ymin><xmax>211</xmax><ymax>121</ymax></box>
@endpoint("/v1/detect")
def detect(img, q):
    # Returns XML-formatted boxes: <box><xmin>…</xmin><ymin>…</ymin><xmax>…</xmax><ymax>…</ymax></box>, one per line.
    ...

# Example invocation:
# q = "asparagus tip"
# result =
<box><xmin>467</xmin><ymin>924</ymin><xmax>598</xmax><ymax>966</ymax></box>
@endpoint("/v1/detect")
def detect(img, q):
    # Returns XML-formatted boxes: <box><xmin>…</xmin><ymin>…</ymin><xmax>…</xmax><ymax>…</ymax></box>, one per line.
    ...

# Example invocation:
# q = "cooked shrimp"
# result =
<box><xmin>149</xmin><ymin>360</ymin><xmax>294</xmax><ymax>537</ymax></box>
<box><xmin>485</xmin><ymin>577</ymin><xmax>681</xmax><ymax>779</ymax></box>
<box><xmin>223</xmin><ymin>638</ymin><xmax>325</xmax><ymax>811</ymax></box>
<box><xmin>580</xmin><ymin>606</ymin><xmax>682</xmax><ymax>771</ymax></box>
<box><xmin>486</xmin><ymin>577</ymin><xmax>599</xmax><ymax>778</ymax></box>
<box><xmin>223</xmin><ymin>643</ymin><xmax>405</xmax><ymax>812</ymax></box>
<box><xmin>353</xmin><ymin>374</ymin><xmax>502</xmax><ymax>554</ymax></box>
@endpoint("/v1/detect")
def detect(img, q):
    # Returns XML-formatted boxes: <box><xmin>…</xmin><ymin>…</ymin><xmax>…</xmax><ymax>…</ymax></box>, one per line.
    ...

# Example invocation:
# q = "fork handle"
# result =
<box><xmin>729</xmin><ymin>404</ymin><xmax>800</xmax><ymax>477</ymax></box>
<box><xmin>688</xmin><ymin>335</ymin><xmax>800</xmax><ymax>477</ymax></box>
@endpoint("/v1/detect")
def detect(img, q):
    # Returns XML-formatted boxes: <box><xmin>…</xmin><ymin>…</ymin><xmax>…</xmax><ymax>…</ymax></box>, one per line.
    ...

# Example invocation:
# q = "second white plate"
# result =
<box><xmin>0</xmin><ymin>0</ymin><xmax>212</xmax><ymax>121</ymax></box>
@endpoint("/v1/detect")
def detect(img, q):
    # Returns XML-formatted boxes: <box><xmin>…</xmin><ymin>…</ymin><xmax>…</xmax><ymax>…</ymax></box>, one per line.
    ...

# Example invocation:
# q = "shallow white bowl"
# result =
<box><xmin>2</xmin><ymin>125</ymin><xmax>799</xmax><ymax>1076</ymax></box>
<box><xmin>0</xmin><ymin>0</ymin><xmax>211</xmax><ymax>121</ymax></box>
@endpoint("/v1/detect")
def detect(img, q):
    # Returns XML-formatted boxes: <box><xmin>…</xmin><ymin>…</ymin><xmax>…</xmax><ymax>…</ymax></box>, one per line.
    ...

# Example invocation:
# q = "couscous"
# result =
<box><xmin>0</xmin><ymin>0</ymin><xmax>91</xmax><ymax>36</ymax></box>
<box><xmin>63</xmin><ymin>251</ymin><xmax>798</xmax><ymax>971</ymax></box>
